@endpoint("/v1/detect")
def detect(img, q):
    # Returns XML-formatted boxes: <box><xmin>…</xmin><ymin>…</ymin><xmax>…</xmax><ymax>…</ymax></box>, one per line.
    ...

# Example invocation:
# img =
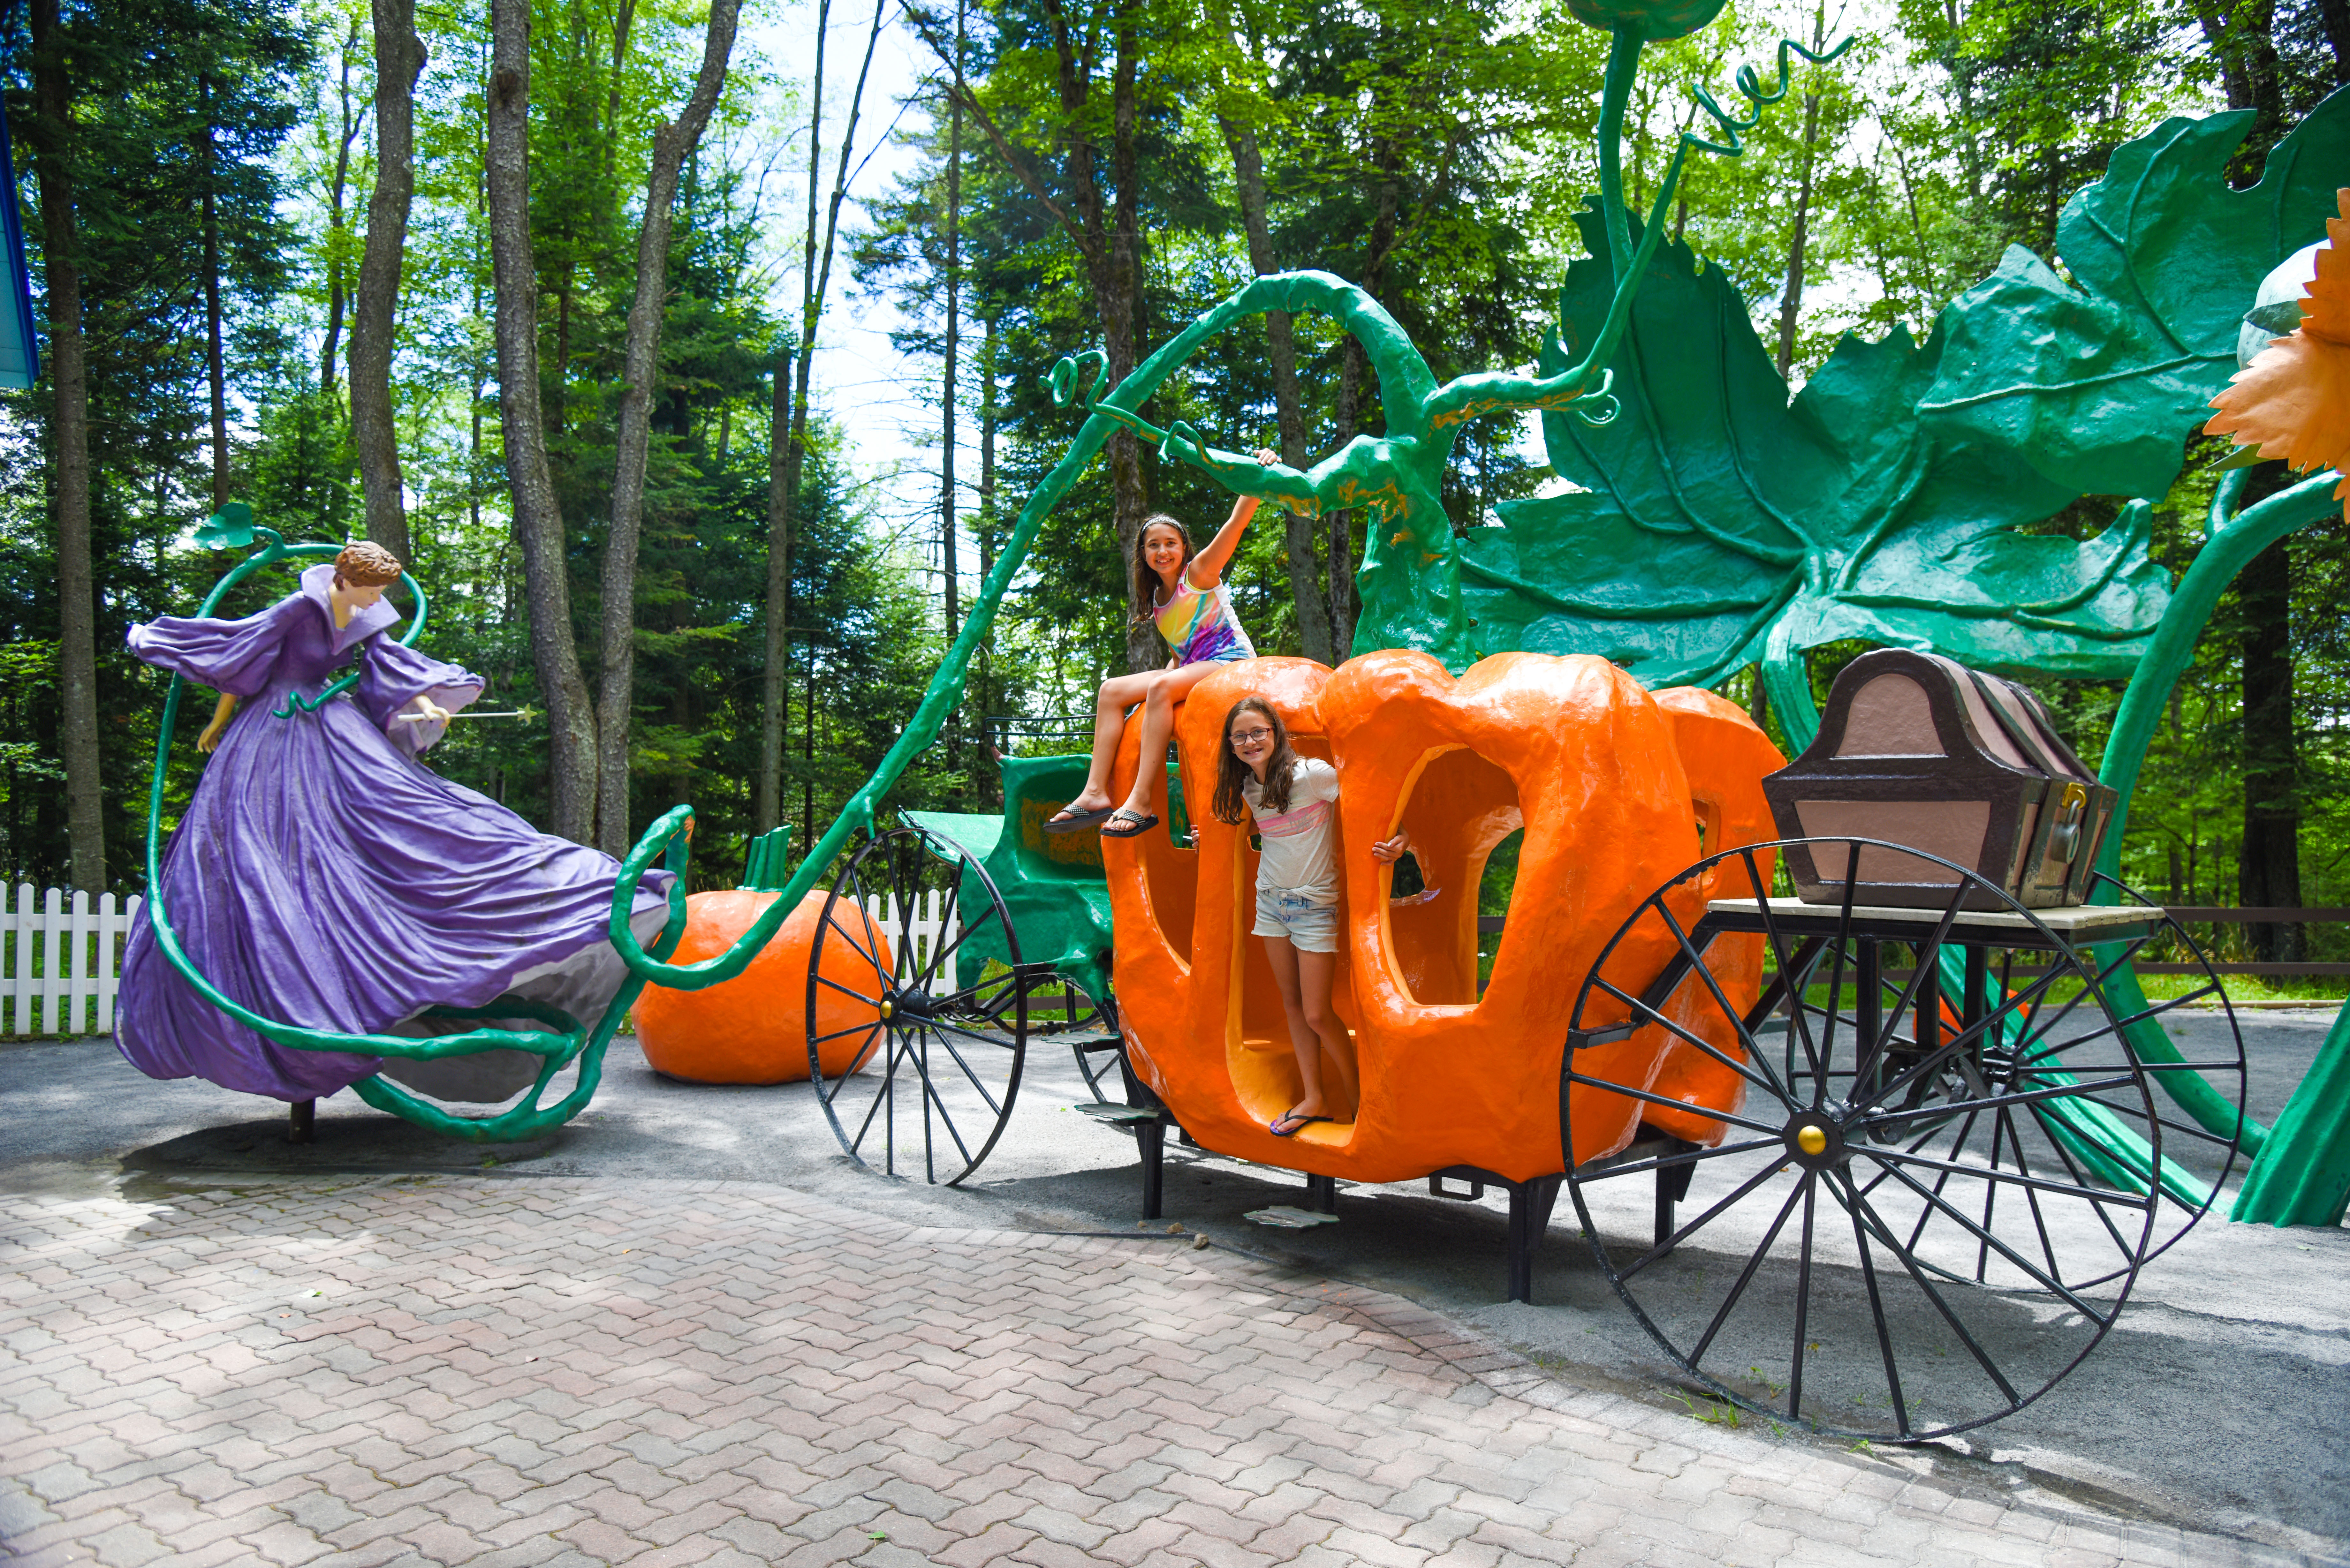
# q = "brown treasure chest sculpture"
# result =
<box><xmin>1762</xmin><ymin>649</ymin><xmax>2116</xmax><ymax>909</ymax></box>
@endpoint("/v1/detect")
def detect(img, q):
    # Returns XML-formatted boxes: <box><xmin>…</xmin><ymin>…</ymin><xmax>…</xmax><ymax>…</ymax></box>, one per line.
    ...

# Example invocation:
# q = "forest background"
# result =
<box><xmin>1</xmin><ymin>0</ymin><xmax>2345</xmax><ymax>974</ymax></box>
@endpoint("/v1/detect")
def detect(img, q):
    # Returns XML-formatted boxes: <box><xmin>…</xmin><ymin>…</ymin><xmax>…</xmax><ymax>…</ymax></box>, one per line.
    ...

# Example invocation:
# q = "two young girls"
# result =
<box><xmin>1049</xmin><ymin>464</ymin><xmax>1397</xmax><ymax>1134</ymax></box>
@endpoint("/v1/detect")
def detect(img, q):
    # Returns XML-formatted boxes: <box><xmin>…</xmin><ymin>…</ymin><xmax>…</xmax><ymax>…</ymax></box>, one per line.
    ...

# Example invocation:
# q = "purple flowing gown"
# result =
<box><xmin>118</xmin><ymin>564</ymin><xmax>673</xmax><ymax>1102</ymax></box>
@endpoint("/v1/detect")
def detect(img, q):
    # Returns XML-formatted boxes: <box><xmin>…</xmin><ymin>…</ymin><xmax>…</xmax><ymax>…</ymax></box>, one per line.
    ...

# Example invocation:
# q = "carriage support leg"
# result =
<box><xmin>1508</xmin><ymin>1175</ymin><xmax>1563</xmax><ymax>1304</ymax></box>
<box><xmin>1653</xmin><ymin>1139</ymin><xmax>1697</xmax><ymax>1254</ymax></box>
<box><xmin>1137</xmin><ymin>1119</ymin><xmax>1167</xmax><ymax>1220</ymax></box>
<box><xmin>288</xmin><ymin>1099</ymin><xmax>315</xmax><ymax>1145</ymax></box>
<box><xmin>1306</xmin><ymin>1172</ymin><xmax>1338</xmax><ymax>1214</ymax></box>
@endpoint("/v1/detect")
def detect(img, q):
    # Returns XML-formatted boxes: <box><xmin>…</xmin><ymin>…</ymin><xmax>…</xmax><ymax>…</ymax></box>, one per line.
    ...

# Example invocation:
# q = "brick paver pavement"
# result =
<box><xmin>0</xmin><ymin>1174</ymin><xmax>2302</xmax><ymax>1567</ymax></box>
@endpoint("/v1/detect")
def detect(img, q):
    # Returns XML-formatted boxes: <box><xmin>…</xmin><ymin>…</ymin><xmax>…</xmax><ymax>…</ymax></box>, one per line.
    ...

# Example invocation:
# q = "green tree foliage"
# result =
<box><xmin>1</xmin><ymin>0</ymin><xmax>2345</xmax><ymax>957</ymax></box>
<box><xmin>0</xmin><ymin>0</ymin><xmax>312</xmax><ymax>886</ymax></box>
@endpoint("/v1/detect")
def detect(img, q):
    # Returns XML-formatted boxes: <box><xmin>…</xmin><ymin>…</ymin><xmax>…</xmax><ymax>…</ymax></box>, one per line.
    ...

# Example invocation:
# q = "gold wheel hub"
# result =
<box><xmin>1796</xmin><ymin>1124</ymin><xmax>1829</xmax><ymax>1156</ymax></box>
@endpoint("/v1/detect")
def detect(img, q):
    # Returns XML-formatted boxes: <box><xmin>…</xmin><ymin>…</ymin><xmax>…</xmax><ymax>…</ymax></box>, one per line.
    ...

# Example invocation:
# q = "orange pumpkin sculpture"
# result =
<box><xmin>1102</xmin><ymin>651</ymin><xmax>1781</xmax><ymax>1187</ymax></box>
<box><xmin>633</xmin><ymin>890</ymin><xmax>891</xmax><ymax>1084</ymax></box>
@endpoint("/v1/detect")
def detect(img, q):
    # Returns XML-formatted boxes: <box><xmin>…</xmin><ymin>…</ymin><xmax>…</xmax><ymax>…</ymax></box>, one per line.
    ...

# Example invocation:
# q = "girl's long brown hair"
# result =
<box><xmin>1213</xmin><ymin>696</ymin><xmax>1298</xmax><ymax>824</ymax></box>
<box><xmin>1130</xmin><ymin>513</ymin><xmax>1194</xmax><ymax>634</ymax></box>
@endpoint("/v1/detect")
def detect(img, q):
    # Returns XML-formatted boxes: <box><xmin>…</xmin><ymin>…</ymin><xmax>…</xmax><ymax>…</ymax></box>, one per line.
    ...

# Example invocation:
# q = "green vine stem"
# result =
<box><xmin>2085</xmin><ymin>468</ymin><xmax>2343</xmax><ymax>1156</ymax></box>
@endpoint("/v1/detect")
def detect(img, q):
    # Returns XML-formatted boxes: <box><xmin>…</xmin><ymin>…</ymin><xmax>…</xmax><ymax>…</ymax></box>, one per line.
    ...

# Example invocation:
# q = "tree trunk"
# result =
<box><xmin>2194</xmin><ymin>0</ymin><xmax>2290</xmax><ymax>181</ymax></box>
<box><xmin>487</xmin><ymin>0</ymin><xmax>597</xmax><ymax>842</ymax></box>
<box><xmin>2196</xmin><ymin>9</ymin><xmax>2301</xmax><ymax>958</ymax></box>
<box><xmin>757</xmin><ymin>346</ymin><xmax>792</xmax><ymax>833</ymax></box>
<box><xmin>2319</xmin><ymin>0</ymin><xmax>2350</xmax><ymax>80</ymax></box>
<box><xmin>1103</xmin><ymin>11</ymin><xmax>1152</xmax><ymax>673</ymax></box>
<box><xmin>199</xmin><ymin>79</ymin><xmax>230</xmax><ymax>510</ymax></box>
<box><xmin>1327</xmin><ymin>117</ymin><xmax>1399</xmax><ymax>656</ymax></box>
<box><xmin>1220</xmin><ymin>111</ymin><xmax>1327</xmax><ymax>663</ymax></box>
<box><xmin>761</xmin><ymin>0</ymin><xmax>883</xmax><ymax>829</ymax></box>
<box><xmin>2239</xmin><ymin>528</ymin><xmax>2302</xmax><ymax>961</ymax></box>
<box><xmin>978</xmin><ymin>319</ymin><xmax>996</xmax><ymax>539</ymax></box>
<box><xmin>1773</xmin><ymin>8</ymin><xmax>1825</xmax><ymax>381</ymax></box>
<box><xmin>602</xmin><ymin>0</ymin><xmax>636</xmax><ymax>185</ymax></box>
<box><xmin>320</xmin><ymin>22</ymin><xmax>362</xmax><ymax>402</ymax></box>
<box><xmin>594</xmin><ymin>0</ymin><xmax>739</xmax><ymax>857</ymax></box>
<box><xmin>927</xmin><ymin>0</ymin><xmax>1152</xmax><ymax>665</ymax></box>
<box><xmin>352</xmin><ymin>0</ymin><xmax>423</xmax><ymax>565</ymax></box>
<box><xmin>760</xmin><ymin>0</ymin><xmax>826</xmax><ymax>837</ymax></box>
<box><xmin>803</xmin><ymin>629</ymin><xmax>816</xmax><ymax>856</ymax></box>
<box><xmin>940</xmin><ymin>0</ymin><xmax>964</xmax><ymax>773</ymax></box>
<box><xmin>30</xmin><ymin>0</ymin><xmax>102</xmax><ymax>893</ymax></box>
<box><xmin>977</xmin><ymin>316</ymin><xmax>998</xmax><ymax>803</ymax></box>
<box><xmin>1327</xmin><ymin>337</ymin><xmax>1364</xmax><ymax>656</ymax></box>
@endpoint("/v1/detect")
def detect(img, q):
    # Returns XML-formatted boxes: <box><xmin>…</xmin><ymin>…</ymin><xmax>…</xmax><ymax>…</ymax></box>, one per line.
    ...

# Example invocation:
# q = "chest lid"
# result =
<box><xmin>1763</xmin><ymin>649</ymin><xmax>2110</xmax><ymax>908</ymax></box>
<box><xmin>1793</xmin><ymin>649</ymin><xmax>2090</xmax><ymax>783</ymax></box>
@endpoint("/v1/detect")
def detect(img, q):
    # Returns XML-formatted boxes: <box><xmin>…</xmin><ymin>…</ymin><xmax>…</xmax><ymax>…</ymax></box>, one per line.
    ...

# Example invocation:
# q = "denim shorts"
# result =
<box><xmin>1253</xmin><ymin>888</ymin><xmax>1339</xmax><ymax>954</ymax></box>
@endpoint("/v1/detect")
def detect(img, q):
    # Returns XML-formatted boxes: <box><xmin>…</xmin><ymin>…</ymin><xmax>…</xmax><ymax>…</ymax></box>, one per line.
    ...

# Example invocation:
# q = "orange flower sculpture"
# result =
<box><xmin>1098</xmin><ymin>652</ymin><xmax>1782</xmax><ymax>1187</ymax></box>
<box><xmin>2207</xmin><ymin>187</ymin><xmax>2350</xmax><ymax>520</ymax></box>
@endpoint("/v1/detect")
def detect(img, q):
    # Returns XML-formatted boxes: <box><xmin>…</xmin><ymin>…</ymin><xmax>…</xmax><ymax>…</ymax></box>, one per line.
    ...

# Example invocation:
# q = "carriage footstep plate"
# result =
<box><xmin>1246</xmin><ymin>1206</ymin><xmax>1341</xmax><ymax>1229</ymax></box>
<box><xmin>1073</xmin><ymin>1103</ymin><xmax>1164</xmax><ymax>1123</ymax></box>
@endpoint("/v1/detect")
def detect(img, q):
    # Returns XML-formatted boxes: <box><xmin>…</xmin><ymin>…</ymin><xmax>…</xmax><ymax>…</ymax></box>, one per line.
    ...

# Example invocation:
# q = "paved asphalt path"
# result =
<box><xmin>2</xmin><ymin>1008</ymin><xmax>2343</xmax><ymax>1566</ymax></box>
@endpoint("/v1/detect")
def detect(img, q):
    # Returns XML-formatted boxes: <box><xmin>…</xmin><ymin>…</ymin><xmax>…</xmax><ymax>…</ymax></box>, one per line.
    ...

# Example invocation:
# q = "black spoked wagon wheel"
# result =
<box><xmin>806</xmin><ymin>826</ymin><xmax>1027</xmax><ymax>1186</ymax></box>
<box><xmin>1562</xmin><ymin>837</ymin><xmax>2244</xmax><ymax>1442</ymax></box>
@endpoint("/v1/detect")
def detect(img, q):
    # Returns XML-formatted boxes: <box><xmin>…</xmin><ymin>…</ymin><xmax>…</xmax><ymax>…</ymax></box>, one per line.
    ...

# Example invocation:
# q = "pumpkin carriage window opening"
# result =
<box><xmin>1475</xmin><ymin>828</ymin><xmax>1523</xmax><ymax>998</ymax></box>
<box><xmin>1381</xmin><ymin>745</ymin><xmax>1523</xmax><ymax>1009</ymax></box>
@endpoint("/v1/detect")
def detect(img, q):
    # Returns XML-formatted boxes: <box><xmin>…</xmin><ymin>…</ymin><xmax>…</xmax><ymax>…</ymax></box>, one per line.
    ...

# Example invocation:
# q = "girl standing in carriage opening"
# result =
<box><xmin>117</xmin><ymin>540</ymin><xmax>673</xmax><ymax>1107</ymax></box>
<box><xmin>1214</xmin><ymin>694</ymin><xmax>1410</xmax><ymax>1137</ymax></box>
<box><xmin>1045</xmin><ymin>448</ymin><xmax>1282</xmax><ymax>842</ymax></box>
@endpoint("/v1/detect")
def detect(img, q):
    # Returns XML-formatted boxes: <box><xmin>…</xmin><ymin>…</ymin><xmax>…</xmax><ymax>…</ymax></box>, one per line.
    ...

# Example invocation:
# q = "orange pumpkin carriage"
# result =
<box><xmin>1095</xmin><ymin>651</ymin><xmax>1785</xmax><ymax>1286</ymax></box>
<box><xmin>778</xmin><ymin>647</ymin><xmax>2245</xmax><ymax>1441</ymax></box>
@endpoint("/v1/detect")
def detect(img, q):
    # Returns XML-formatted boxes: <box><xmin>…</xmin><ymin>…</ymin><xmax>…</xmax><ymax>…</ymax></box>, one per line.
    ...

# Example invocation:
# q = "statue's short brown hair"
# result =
<box><xmin>334</xmin><ymin>541</ymin><xmax>404</xmax><ymax>588</ymax></box>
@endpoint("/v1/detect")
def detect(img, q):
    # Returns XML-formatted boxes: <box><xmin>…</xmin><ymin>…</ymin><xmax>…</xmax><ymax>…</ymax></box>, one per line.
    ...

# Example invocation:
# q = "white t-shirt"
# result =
<box><xmin>1242</xmin><ymin>756</ymin><xmax>1341</xmax><ymax>904</ymax></box>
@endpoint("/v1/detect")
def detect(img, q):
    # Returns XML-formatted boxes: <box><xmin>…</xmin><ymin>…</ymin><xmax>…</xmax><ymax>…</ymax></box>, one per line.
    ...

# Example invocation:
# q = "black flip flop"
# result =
<box><xmin>1098</xmin><ymin>808</ymin><xmax>1159</xmax><ymax>840</ymax></box>
<box><xmin>1043</xmin><ymin>804</ymin><xmax>1116</xmax><ymax>835</ymax></box>
<box><xmin>1270</xmin><ymin>1112</ymin><xmax>1331</xmax><ymax>1137</ymax></box>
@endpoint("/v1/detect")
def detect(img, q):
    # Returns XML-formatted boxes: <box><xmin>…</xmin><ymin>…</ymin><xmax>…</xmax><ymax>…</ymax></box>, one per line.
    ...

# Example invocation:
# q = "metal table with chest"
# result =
<box><xmin>1558</xmin><ymin>844</ymin><xmax>2248</xmax><ymax>1440</ymax></box>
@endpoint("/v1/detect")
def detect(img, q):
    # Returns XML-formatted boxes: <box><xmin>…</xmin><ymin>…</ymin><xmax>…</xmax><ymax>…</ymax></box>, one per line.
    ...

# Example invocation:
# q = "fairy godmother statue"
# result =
<box><xmin>117</xmin><ymin>540</ymin><xmax>672</xmax><ymax>1105</ymax></box>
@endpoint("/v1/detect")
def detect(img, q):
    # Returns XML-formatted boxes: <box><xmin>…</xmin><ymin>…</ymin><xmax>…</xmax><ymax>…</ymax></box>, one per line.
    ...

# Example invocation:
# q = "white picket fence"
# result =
<box><xmin>862</xmin><ymin>889</ymin><xmax>959</xmax><ymax>978</ymax></box>
<box><xmin>0</xmin><ymin>882</ymin><xmax>955</xmax><ymax>1040</ymax></box>
<box><xmin>5</xmin><ymin>885</ymin><xmax>145</xmax><ymax>1037</ymax></box>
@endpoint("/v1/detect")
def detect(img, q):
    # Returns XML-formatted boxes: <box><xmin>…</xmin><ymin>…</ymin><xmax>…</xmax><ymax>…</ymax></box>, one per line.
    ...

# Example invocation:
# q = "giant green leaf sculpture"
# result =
<box><xmin>1922</xmin><ymin>103</ymin><xmax>2350</xmax><ymax>499</ymax></box>
<box><xmin>1473</xmin><ymin>205</ymin><xmax>2171</xmax><ymax>686</ymax></box>
<box><xmin>1444</xmin><ymin>93</ymin><xmax>2350</xmax><ymax>734</ymax></box>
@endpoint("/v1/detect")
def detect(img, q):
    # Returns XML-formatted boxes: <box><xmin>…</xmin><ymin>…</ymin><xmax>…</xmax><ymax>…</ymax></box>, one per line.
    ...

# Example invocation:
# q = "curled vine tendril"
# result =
<box><xmin>1049</xmin><ymin>349</ymin><xmax>1111</xmax><ymax>411</ymax></box>
<box><xmin>1685</xmin><ymin>35</ymin><xmax>1855</xmax><ymax>159</ymax></box>
<box><xmin>1568</xmin><ymin>369</ymin><xmax>1622</xmax><ymax>428</ymax></box>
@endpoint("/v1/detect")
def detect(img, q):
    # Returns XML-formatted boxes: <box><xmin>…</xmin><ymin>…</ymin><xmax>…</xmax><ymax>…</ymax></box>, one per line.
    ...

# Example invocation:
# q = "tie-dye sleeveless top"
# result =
<box><xmin>1153</xmin><ymin>578</ymin><xmax>1255</xmax><ymax>666</ymax></box>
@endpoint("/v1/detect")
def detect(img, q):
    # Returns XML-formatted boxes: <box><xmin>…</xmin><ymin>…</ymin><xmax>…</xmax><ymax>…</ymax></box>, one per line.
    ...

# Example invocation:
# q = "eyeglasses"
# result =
<box><xmin>1230</xmin><ymin>727</ymin><xmax>1274</xmax><ymax>745</ymax></box>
